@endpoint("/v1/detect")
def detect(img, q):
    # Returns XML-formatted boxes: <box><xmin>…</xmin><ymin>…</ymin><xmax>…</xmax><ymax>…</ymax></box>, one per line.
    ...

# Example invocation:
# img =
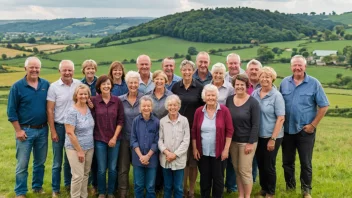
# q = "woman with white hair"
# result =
<box><xmin>211</xmin><ymin>62</ymin><xmax>234</xmax><ymax>105</ymax></box>
<box><xmin>117</xmin><ymin>71</ymin><xmax>144</xmax><ymax>198</ymax></box>
<box><xmin>191</xmin><ymin>84</ymin><xmax>234</xmax><ymax>198</ymax></box>
<box><xmin>131</xmin><ymin>95</ymin><xmax>160</xmax><ymax>198</ymax></box>
<box><xmin>158</xmin><ymin>95</ymin><xmax>190</xmax><ymax>198</ymax></box>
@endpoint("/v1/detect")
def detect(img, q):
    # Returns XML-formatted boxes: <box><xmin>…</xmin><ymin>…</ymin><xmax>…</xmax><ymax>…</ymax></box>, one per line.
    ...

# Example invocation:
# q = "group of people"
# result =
<box><xmin>7</xmin><ymin>51</ymin><xmax>329</xmax><ymax>198</ymax></box>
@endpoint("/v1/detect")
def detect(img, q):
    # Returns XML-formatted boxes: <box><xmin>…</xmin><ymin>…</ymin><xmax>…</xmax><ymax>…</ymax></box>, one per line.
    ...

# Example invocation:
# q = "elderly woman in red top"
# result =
<box><xmin>192</xmin><ymin>84</ymin><xmax>234</xmax><ymax>198</ymax></box>
<box><xmin>90</xmin><ymin>75</ymin><xmax>124</xmax><ymax>198</ymax></box>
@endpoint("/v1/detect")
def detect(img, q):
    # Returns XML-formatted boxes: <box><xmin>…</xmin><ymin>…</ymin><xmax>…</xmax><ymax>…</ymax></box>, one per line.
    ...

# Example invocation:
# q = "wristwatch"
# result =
<box><xmin>270</xmin><ymin>137</ymin><xmax>276</xmax><ymax>141</ymax></box>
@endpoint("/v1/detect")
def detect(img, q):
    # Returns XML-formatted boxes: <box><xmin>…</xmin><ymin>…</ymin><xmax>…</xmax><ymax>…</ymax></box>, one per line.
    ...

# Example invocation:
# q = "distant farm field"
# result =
<box><xmin>329</xmin><ymin>12</ymin><xmax>352</xmax><ymax>25</ymax></box>
<box><xmin>25</xmin><ymin>44</ymin><xmax>68</xmax><ymax>52</ymax></box>
<box><xmin>107</xmin><ymin>34</ymin><xmax>160</xmax><ymax>46</ymax></box>
<box><xmin>300</xmin><ymin>40</ymin><xmax>352</xmax><ymax>51</ymax></box>
<box><xmin>0</xmin><ymin>47</ymin><xmax>32</xmax><ymax>58</ymax></box>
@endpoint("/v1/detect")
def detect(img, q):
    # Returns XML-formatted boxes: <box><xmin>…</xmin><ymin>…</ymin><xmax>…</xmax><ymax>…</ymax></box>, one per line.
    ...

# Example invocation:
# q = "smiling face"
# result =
<box><xmin>291</xmin><ymin>58</ymin><xmax>306</xmax><ymax>78</ymax></box>
<box><xmin>259</xmin><ymin>72</ymin><xmax>273</xmax><ymax>88</ymax></box>
<box><xmin>127</xmin><ymin>77</ymin><xmax>139</xmax><ymax>93</ymax></box>
<box><xmin>60</xmin><ymin>62</ymin><xmax>74</xmax><ymax>82</ymax></box>
<box><xmin>204</xmin><ymin>90</ymin><xmax>218</xmax><ymax>107</ymax></box>
<box><xmin>137</xmin><ymin>56</ymin><xmax>151</xmax><ymax>76</ymax></box>
<box><xmin>167</xmin><ymin>100</ymin><xmax>180</xmax><ymax>116</ymax></box>
<box><xmin>83</xmin><ymin>65</ymin><xmax>96</xmax><ymax>79</ymax></box>
<box><xmin>112</xmin><ymin>66</ymin><xmax>123</xmax><ymax>80</ymax></box>
<box><xmin>76</xmin><ymin>88</ymin><xmax>89</xmax><ymax>104</ymax></box>
<box><xmin>227</xmin><ymin>56</ymin><xmax>241</xmax><ymax>76</ymax></box>
<box><xmin>162</xmin><ymin>59</ymin><xmax>175</xmax><ymax>78</ymax></box>
<box><xmin>234</xmin><ymin>79</ymin><xmax>247</xmax><ymax>95</ymax></box>
<box><xmin>100</xmin><ymin>79</ymin><xmax>112</xmax><ymax>94</ymax></box>
<box><xmin>25</xmin><ymin>59</ymin><xmax>41</xmax><ymax>80</ymax></box>
<box><xmin>196</xmin><ymin>54</ymin><xmax>210</xmax><ymax>74</ymax></box>
<box><xmin>181</xmin><ymin>64</ymin><xmax>194</xmax><ymax>81</ymax></box>
<box><xmin>140</xmin><ymin>100</ymin><xmax>153</xmax><ymax>116</ymax></box>
<box><xmin>212</xmin><ymin>69</ymin><xmax>225</xmax><ymax>85</ymax></box>
<box><xmin>153</xmin><ymin>74</ymin><xmax>166</xmax><ymax>89</ymax></box>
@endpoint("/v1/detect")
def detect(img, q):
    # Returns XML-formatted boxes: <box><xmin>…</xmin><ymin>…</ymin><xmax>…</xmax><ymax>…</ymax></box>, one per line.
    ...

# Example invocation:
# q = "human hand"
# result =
<box><xmin>244</xmin><ymin>143</ymin><xmax>254</xmax><ymax>155</ymax></box>
<box><xmin>267</xmin><ymin>139</ymin><xmax>275</xmax><ymax>151</ymax></box>
<box><xmin>166</xmin><ymin>152</ymin><xmax>177</xmax><ymax>162</ymax></box>
<box><xmin>193</xmin><ymin>149</ymin><xmax>201</xmax><ymax>161</ymax></box>
<box><xmin>51</xmin><ymin>131</ymin><xmax>59</xmax><ymax>142</ymax></box>
<box><xmin>221</xmin><ymin>149</ymin><xmax>229</xmax><ymax>161</ymax></box>
<box><xmin>108</xmin><ymin>137</ymin><xmax>117</xmax><ymax>147</ymax></box>
<box><xmin>303</xmin><ymin>124</ymin><xmax>315</xmax><ymax>133</ymax></box>
<box><xmin>87</xmin><ymin>99</ymin><xmax>94</xmax><ymax>109</ymax></box>
<box><xmin>77</xmin><ymin>150</ymin><xmax>85</xmax><ymax>163</ymax></box>
<box><xmin>16</xmin><ymin>130</ymin><xmax>27</xmax><ymax>141</ymax></box>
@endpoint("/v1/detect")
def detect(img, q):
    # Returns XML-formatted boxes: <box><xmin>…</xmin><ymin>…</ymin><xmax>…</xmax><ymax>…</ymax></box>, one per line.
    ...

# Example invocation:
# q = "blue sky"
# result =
<box><xmin>0</xmin><ymin>0</ymin><xmax>350</xmax><ymax>19</ymax></box>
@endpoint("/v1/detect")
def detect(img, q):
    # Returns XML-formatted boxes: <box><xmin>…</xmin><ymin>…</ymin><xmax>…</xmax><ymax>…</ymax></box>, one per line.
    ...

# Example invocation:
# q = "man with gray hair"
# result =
<box><xmin>193</xmin><ymin>51</ymin><xmax>212</xmax><ymax>85</ymax></box>
<box><xmin>246</xmin><ymin>59</ymin><xmax>263</xmax><ymax>94</ymax></box>
<box><xmin>161</xmin><ymin>57</ymin><xmax>181</xmax><ymax>90</ymax></box>
<box><xmin>137</xmin><ymin>54</ymin><xmax>155</xmax><ymax>94</ymax></box>
<box><xmin>280</xmin><ymin>55</ymin><xmax>329</xmax><ymax>198</ymax></box>
<box><xmin>7</xmin><ymin>57</ymin><xmax>50</xmax><ymax>198</ymax></box>
<box><xmin>47</xmin><ymin>60</ymin><xmax>81</xmax><ymax>197</ymax></box>
<box><xmin>225</xmin><ymin>53</ymin><xmax>245</xmax><ymax>84</ymax></box>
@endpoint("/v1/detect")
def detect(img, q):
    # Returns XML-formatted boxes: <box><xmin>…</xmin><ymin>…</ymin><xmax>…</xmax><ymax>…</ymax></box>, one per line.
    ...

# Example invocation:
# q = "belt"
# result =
<box><xmin>20</xmin><ymin>123</ymin><xmax>47</xmax><ymax>129</ymax></box>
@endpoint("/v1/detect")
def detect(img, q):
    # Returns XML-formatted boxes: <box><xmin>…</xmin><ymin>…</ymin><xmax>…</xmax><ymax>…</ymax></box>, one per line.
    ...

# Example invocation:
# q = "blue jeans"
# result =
<box><xmin>95</xmin><ymin>140</ymin><xmax>121</xmax><ymax>195</ymax></box>
<box><xmin>162</xmin><ymin>168</ymin><xmax>184</xmax><ymax>198</ymax></box>
<box><xmin>52</xmin><ymin>123</ymin><xmax>72</xmax><ymax>192</ymax></box>
<box><xmin>253</xmin><ymin>156</ymin><xmax>258</xmax><ymax>182</ymax></box>
<box><xmin>15</xmin><ymin>126</ymin><xmax>48</xmax><ymax>196</ymax></box>
<box><xmin>225</xmin><ymin>155</ymin><xmax>237</xmax><ymax>192</ymax></box>
<box><xmin>133</xmin><ymin>166</ymin><xmax>157</xmax><ymax>198</ymax></box>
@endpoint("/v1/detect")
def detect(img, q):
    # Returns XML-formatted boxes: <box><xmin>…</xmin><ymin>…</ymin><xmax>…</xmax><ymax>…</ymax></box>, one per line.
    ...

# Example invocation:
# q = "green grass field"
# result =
<box><xmin>299</xmin><ymin>40</ymin><xmax>352</xmax><ymax>51</ymax></box>
<box><xmin>1</xmin><ymin>103</ymin><xmax>351</xmax><ymax>197</ymax></box>
<box><xmin>61</xmin><ymin>37</ymin><xmax>102</xmax><ymax>44</ymax></box>
<box><xmin>107</xmin><ymin>34</ymin><xmax>160</xmax><ymax>46</ymax></box>
<box><xmin>329</xmin><ymin>13</ymin><xmax>352</xmax><ymax>25</ymax></box>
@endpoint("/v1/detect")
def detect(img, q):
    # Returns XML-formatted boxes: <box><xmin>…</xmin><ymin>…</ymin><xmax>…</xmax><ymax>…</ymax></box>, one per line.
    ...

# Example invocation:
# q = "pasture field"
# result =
<box><xmin>25</xmin><ymin>44</ymin><xmax>68</xmax><ymax>52</ymax></box>
<box><xmin>346</xmin><ymin>28</ymin><xmax>352</xmax><ymax>34</ymax></box>
<box><xmin>61</xmin><ymin>37</ymin><xmax>102</xmax><ymax>44</ymax></box>
<box><xmin>17</xmin><ymin>43</ymin><xmax>37</xmax><ymax>47</ymax></box>
<box><xmin>329</xmin><ymin>12</ymin><xmax>352</xmax><ymax>25</ymax></box>
<box><xmin>107</xmin><ymin>34</ymin><xmax>160</xmax><ymax>46</ymax></box>
<box><xmin>300</xmin><ymin>40</ymin><xmax>352</xmax><ymax>51</ymax></box>
<box><xmin>0</xmin><ymin>47</ymin><xmax>32</xmax><ymax>58</ymax></box>
<box><xmin>0</xmin><ymin>103</ymin><xmax>351</xmax><ymax>197</ymax></box>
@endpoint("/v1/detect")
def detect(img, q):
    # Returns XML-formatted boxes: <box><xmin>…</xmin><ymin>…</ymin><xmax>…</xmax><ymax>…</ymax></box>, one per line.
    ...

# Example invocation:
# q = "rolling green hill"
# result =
<box><xmin>328</xmin><ymin>12</ymin><xmax>352</xmax><ymax>25</ymax></box>
<box><xmin>98</xmin><ymin>7</ymin><xmax>340</xmax><ymax>45</ymax></box>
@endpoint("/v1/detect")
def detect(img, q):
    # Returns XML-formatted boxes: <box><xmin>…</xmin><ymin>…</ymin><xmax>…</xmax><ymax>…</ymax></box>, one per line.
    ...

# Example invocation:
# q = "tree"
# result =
<box><xmin>174</xmin><ymin>53</ymin><xmax>180</xmax><ymax>59</ymax></box>
<box><xmin>1</xmin><ymin>54</ymin><xmax>6</xmax><ymax>60</ymax></box>
<box><xmin>27</xmin><ymin>37</ymin><xmax>36</xmax><ymax>44</ymax></box>
<box><xmin>302</xmin><ymin>51</ymin><xmax>309</xmax><ymax>58</ymax></box>
<box><xmin>272</xmin><ymin>47</ymin><xmax>280</xmax><ymax>54</ymax></box>
<box><xmin>188</xmin><ymin>47</ymin><xmax>198</xmax><ymax>55</ymax></box>
<box><xmin>185</xmin><ymin>54</ymin><xmax>192</xmax><ymax>60</ymax></box>
<box><xmin>257</xmin><ymin>46</ymin><xmax>275</xmax><ymax>63</ymax></box>
<box><xmin>310</xmin><ymin>12</ymin><xmax>316</xmax><ymax>16</ymax></box>
<box><xmin>130</xmin><ymin>59</ymin><xmax>136</xmax><ymax>63</ymax></box>
<box><xmin>33</xmin><ymin>47</ymin><xmax>39</xmax><ymax>54</ymax></box>
<box><xmin>322</xmin><ymin>55</ymin><xmax>333</xmax><ymax>64</ymax></box>
<box><xmin>332</xmin><ymin>11</ymin><xmax>336</xmax><ymax>15</ymax></box>
<box><xmin>336</xmin><ymin>73</ymin><xmax>343</xmax><ymax>79</ymax></box>
<box><xmin>299</xmin><ymin>47</ymin><xmax>307</xmax><ymax>53</ymax></box>
<box><xmin>6</xmin><ymin>43</ymin><xmax>12</xmax><ymax>48</ymax></box>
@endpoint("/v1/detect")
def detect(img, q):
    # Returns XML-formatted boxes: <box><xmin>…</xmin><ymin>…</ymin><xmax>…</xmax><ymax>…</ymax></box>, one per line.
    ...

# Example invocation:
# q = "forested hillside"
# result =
<box><xmin>97</xmin><ymin>7</ymin><xmax>341</xmax><ymax>45</ymax></box>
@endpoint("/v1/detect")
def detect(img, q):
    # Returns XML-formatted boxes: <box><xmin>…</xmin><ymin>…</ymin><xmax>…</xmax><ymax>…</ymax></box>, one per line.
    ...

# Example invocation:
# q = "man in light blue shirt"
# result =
<box><xmin>224</xmin><ymin>53</ymin><xmax>245</xmax><ymax>84</ymax></box>
<box><xmin>137</xmin><ymin>54</ymin><xmax>155</xmax><ymax>94</ymax></box>
<box><xmin>280</xmin><ymin>55</ymin><xmax>329</xmax><ymax>198</ymax></box>
<box><xmin>161</xmin><ymin>57</ymin><xmax>182</xmax><ymax>90</ymax></box>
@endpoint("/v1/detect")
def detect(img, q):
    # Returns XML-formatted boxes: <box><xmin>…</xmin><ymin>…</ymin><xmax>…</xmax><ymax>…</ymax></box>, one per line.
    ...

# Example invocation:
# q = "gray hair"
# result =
<box><xmin>246</xmin><ymin>59</ymin><xmax>262</xmax><ymax>69</ymax></box>
<box><xmin>164</xmin><ymin>94</ymin><xmax>181</xmax><ymax>110</ymax></box>
<box><xmin>291</xmin><ymin>55</ymin><xmax>307</xmax><ymax>65</ymax></box>
<box><xmin>180</xmin><ymin>59</ymin><xmax>196</xmax><ymax>70</ymax></box>
<box><xmin>125</xmin><ymin>71</ymin><xmax>140</xmax><ymax>83</ymax></box>
<box><xmin>161</xmin><ymin>57</ymin><xmax>175</xmax><ymax>66</ymax></box>
<box><xmin>211</xmin><ymin>62</ymin><xmax>226</xmax><ymax>75</ymax></box>
<box><xmin>136</xmin><ymin>54</ymin><xmax>151</xmax><ymax>64</ymax></box>
<box><xmin>196</xmin><ymin>51</ymin><xmax>210</xmax><ymax>62</ymax></box>
<box><xmin>139</xmin><ymin>95</ymin><xmax>154</xmax><ymax>109</ymax></box>
<box><xmin>24</xmin><ymin>57</ymin><xmax>41</xmax><ymax>68</ymax></box>
<box><xmin>59</xmin><ymin>60</ymin><xmax>75</xmax><ymax>70</ymax></box>
<box><xmin>201</xmin><ymin>84</ymin><xmax>219</xmax><ymax>101</ymax></box>
<box><xmin>226</xmin><ymin>53</ymin><xmax>241</xmax><ymax>63</ymax></box>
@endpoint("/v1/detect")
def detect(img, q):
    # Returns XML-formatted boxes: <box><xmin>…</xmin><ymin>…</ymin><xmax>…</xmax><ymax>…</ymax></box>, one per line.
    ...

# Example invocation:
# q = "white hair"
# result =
<box><xmin>196</xmin><ymin>51</ymin><xmax>210</xmax><ymax>62</ymax></box>
<box><xmin>211</xmin><ymin>62</ymin><xmax>226</xmax><ymax>74</ymax></box>
<box><xmin>164</xmin><ymin>94</ymin><xmax>181</xmax><ymax>110</ymax></box>
<box><xmin>226</xmin><ymin>53</ymin><xmax>241</xmax><ymax>63</ymax></box>
<box><xmin>136</xmin><ymin>54</ymin><xmax>151</xmax><ymax>65</ymax></box>
<box><xmin>125</xmin><ymin>70</ymin><xmax>141</xmax><ymax>83</ymax></box>
<box><xmin>246</xmin><ymin>59</ymin><xmax>262</xmax><ymax>69</ymax></box>
<box><xmin>201</xmin><ymin>84</ymin><xmax>219</xmax><ymax>101</ymax></box>
<box><xmin>161</xmin><ymin>57</ymin><xmax>176</xmax><ymax>66</ymax></box>
<box><xmin>291</xmin><ymin>55</ymin><xmax>307</xmax><ymax>65</ymax></box>
<box><xmin>24</xmin><ymin>57</ymin><xmax>41</xmax><ymax>68</ymax></box>
<box><xmin>139</xmin><ymin>95</ymin><xmax>154</xmax><ymax>109</ymax></box>
<box><xmin>59</xmin><ymin>60</ymin><xmax>75</xmax><ymax>70</ymax></box>
<box><xmin>180</xmin><ymin>59</ymin><xmax>196</xmax><ymax>70</ymax></box>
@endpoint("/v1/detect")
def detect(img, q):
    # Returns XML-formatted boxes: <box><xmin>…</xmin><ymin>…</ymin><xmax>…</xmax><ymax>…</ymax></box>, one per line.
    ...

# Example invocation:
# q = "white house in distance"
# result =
<box><xmin>312</xmin><ymin>50</ymin><xmax>338</xmax><ymax>66</ymax></box>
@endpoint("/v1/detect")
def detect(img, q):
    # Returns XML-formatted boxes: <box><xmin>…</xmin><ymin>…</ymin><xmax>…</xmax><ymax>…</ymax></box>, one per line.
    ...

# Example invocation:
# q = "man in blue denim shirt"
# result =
<box><xmin>7</xmin><ymin>57</ymin><xmax>50</xmax><ymax>198</ymax></box>
<box><xmin>193</xmin><ymin>51</ymin><xmax>212</xmax><ymax>85</ymax></box>
<box><xmin>162</xmin><ymin>57</ymin><xmax>182</xmax><ymax>90</ymax></box>
<box><xmin>280</xmin><ymin>55</ymin><xmax>329</xmax><ymax>198</ymax></box>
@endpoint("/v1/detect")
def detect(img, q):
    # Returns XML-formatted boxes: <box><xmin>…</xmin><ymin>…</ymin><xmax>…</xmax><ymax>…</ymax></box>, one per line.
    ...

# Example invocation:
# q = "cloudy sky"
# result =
<box><xmin>0</xmin><ymin>0</ymin><xmax>351</xmax><ymax>20</ymax></box>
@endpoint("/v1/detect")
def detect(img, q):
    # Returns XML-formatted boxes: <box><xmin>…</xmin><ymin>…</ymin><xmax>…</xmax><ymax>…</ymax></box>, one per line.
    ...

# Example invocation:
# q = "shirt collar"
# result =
<box><xmin>193</xmin><ymin>69</ymin><xmax>212</xmax><ymax>80</ymax></box>
<box><xmin>210</xmin><ymin>80</ymin><xmax>230</xmax><ymax>89</ymax></box>
<box><xmin>96</xmin><ymin>94</ymin><xmax>116</xmax><ymax>103</ymax></box>
<box><xmin>289</xmin><ymin>72</ymin><xmax>309</xmax><ymax>83</ymax></box>
<box><xmin>81</xmin><ymin>76</ymin><xmax>97</xmax><ymax>84</ymax></box>
<box><xmin>22</xmin><ymin>75</ymin><xmax>42</xmax><ymax>87</ymax></box>
<box><xmin>202</xmin><ymin>103</ymin><xmax>221</xmax><ymax>112</ymax></box>
<box><xmin>166</xmin><ymin>113</ymin><xmax>182</xmax><ymax>123</ymax></box>
<box><xmin>139</xmin><ymin>113</ymin><xmax>155</xmax><ymax>121</ymax></box>
<box><xmin>139</xmin><ymin>72</ymin><xmax>153</xmax><ymax>85</ymax></box>
<box><xmin>179</xmin><ymin>79</ymin><xmax>197</xmax><ymax>88</ymax></box>
<box><xmin>120</xmin><ymin>92</ymin><xmax>143</xmax><ymax>102</ymax></box>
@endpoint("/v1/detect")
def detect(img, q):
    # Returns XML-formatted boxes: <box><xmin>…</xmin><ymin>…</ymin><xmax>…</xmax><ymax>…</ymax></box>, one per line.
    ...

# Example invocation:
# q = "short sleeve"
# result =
<box><xmin>315</xmin><ymin>83</ymin><xmax>329</xmax><ymax>107</ymax></box>
<box><xmin>274</xmin><ymin>92</ymin><xmax>285</xmax><ymax>116</ymax></box>
<box><xmin>64</xmin><ymin>108</ymin><xmax>77</xmax><ymax>127</ymax></box>
<box><xmin>47</xmin><ymin>85</ymin><xmax>56</xmax><ymax>102</ymax></box>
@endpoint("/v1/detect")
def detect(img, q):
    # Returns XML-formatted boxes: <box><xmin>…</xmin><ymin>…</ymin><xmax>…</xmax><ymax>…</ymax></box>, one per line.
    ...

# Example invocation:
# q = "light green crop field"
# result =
<box><xmin>107</xmin><ymin>34</ymin><xmax>160</xmax><ymax>46</ymax></box>
<box><xmin>61</xmin><ymin>37</ymin><xmax>102</xmax><ymax>44</ymax></box>
<box><xmin>328</xmin><ymin>13</ymin><xmax>352</xmax><ymax>25</ymax></box>
<box><xmin>1</xmin><ymin>104</ymin><xmax>351</xmax><ymax>197</ymax></box>
<box><xmin>345</xmin><ymin>28</ymin><xmax>352</xmax><ymax>34</ymax></box>
<box><xmin>300</xmin><ymin>40</ymin><xmax>352</xmax><ymax>51</ymax></box>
